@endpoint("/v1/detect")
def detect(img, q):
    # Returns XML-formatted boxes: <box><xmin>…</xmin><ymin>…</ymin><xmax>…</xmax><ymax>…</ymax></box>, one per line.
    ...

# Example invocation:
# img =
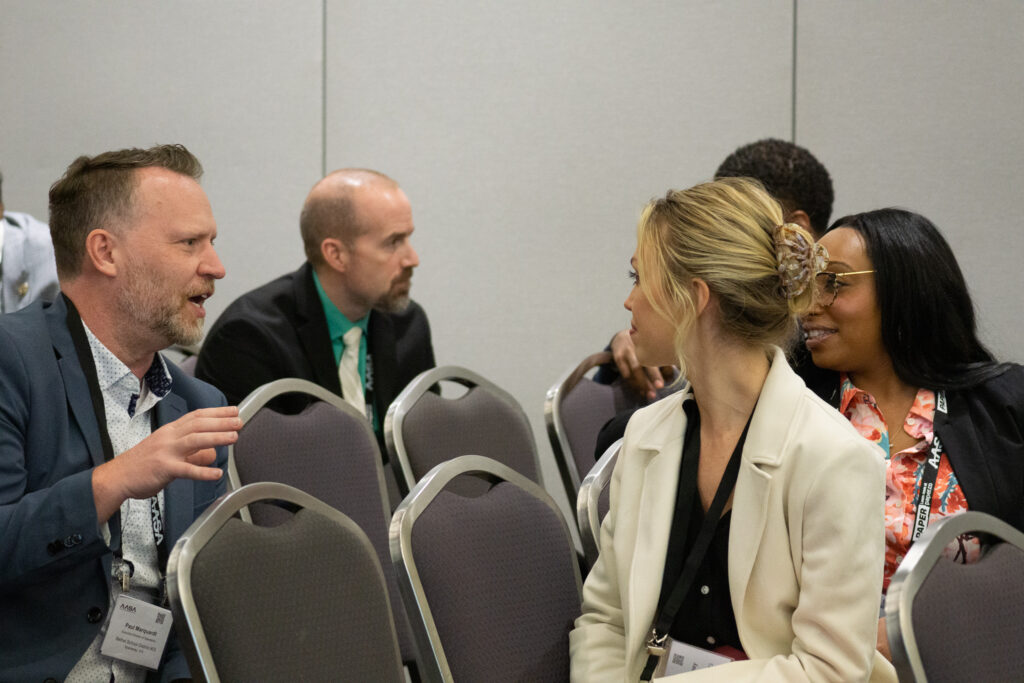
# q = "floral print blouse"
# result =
<box><xmin>838</xmin><ymin>374</ymin><xmax>979</xmax><ymax>592</ymax></box>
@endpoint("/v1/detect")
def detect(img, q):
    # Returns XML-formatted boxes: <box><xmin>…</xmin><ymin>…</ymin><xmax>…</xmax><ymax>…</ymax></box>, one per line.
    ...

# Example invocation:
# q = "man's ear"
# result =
<box><xmin>320</xmin><ymin>238</ymin><xmax>349</xmax><ymax>273</ymax></box>
<box><xmin>84</xmin><ymin>229</ymin><xmax>119</xmax><ymax>277</ymax></box>
<box><xmin>784</xmin><ymin>209</ymin><xmax>816</xmax><ymax>238</ymax></box>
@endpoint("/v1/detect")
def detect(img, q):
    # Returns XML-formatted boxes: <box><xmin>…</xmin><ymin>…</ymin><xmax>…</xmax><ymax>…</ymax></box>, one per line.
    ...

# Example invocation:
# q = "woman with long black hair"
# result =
<box><xmin>800</xmin><ymin>208</ymin><xmax>1024</xmax><ymax>657</ymax></box>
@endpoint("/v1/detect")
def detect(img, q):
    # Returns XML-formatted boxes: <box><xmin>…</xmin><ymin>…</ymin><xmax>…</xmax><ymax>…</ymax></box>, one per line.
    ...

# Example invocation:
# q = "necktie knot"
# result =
<box><xmin>343</xmin><ymin>326</ymin><xmax>362</xmax><ymax>352</ymax></box>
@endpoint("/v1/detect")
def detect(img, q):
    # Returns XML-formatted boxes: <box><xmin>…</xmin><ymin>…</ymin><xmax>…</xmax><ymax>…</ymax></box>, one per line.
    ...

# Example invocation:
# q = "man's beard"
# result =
<box><xmin>118</xmin><ymin>263</ymin><xmax>209</xmax><ymax>348</ymax></box>
<box><xmin>375</xmin><ymin>268</ymin><xmax>413</xmax><ymax>313</ymax></box>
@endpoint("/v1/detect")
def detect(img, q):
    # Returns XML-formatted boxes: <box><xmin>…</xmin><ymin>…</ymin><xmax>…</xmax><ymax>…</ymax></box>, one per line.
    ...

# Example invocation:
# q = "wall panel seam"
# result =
<box><xmin>791</xmin><ymin>0</ymin><xmax>798</xmax><ymax>142</ymax></box>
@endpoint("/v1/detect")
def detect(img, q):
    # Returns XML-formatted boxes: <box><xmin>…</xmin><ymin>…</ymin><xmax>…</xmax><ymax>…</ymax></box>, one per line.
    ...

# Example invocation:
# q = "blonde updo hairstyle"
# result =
<box><xmin>636</xmin><ymin>177</ymin><xmax>817</xmax><ymax>375</ymax></box>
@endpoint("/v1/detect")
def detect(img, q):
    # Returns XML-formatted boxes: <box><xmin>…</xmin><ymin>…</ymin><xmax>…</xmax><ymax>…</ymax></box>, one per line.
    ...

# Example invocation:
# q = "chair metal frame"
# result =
<box><xmin>544</xmin><ymin>351</ymin><xmax>614</xmax><ymax>509</ymax></box>
<box><xmin>167</xmin><ymin>481</ymin><xmax>382</xmax><ymax>683</ymax></box>
<box><xmin>885</xmin><ymin>510</ymin><xmax>1024</xmax><ymax>682</ymax></box>
<box><xmin>576</xmin><ymin>438</ymin><xmax>621</xmax><ymax>567</ymax></box>
<box><xmin>384</xmin><ymin>365</ymin><xmax>541</xmax><ymax>493</ymax></box>
<box><xmin>227</xmin><ymin>377</ymin><xmax>390</xmax><ymax>525</ymax></box>
<box><xmin>389</xmin><ymin>454</ymin><xmax>583</xmax><ymax>683</ymax></box>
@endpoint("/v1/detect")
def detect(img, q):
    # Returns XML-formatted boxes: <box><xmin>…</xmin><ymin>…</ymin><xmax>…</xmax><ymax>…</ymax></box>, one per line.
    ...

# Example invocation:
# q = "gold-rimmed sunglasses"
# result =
<box><xmin>814</xmin><ymin>270</ymin><xmax>875</xmax><ymax>307</ymax></box>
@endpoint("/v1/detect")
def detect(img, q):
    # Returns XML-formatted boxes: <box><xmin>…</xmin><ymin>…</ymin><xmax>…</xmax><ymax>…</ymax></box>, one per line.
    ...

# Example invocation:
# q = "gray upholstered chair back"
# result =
<box><xmin>886</xmin><ymin>511</ymin><xmax>1024</xmax><ymax>682</ymax></box>
<box><xmin>390</xmin><ymin>455</ymin><xmax>583</xmax><ymax>683</ymax></box>
<box><xmin>545</xmin><ymin>352</ymin><xmax>675</xmax><ymax>508</ymax></box>
<box><xmin>167</xmin><ymin>482</ymin><xmax>404</xmax><ymax>683</ymax></box>
<box><xmin>229</xmin><ymin>378</ymin><xmax>418</xmax><ymax>671</ymax></box>
<box><xmin>385</xmin><ymin>366</ymin><xmax>539</xmax><ymax>493</ymax></box>
<box><xmin>576</xmin><ymin>438</ymin><xmax>621</xmax><ymax>568</ymax></box>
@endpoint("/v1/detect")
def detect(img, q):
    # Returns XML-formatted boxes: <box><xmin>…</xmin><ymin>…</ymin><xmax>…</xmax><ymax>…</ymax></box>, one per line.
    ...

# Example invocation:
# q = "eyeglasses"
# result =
<box><xmin>814</xmin><ymin>270</ymin><xmax>875</xmax><ymax>307</ymax></box>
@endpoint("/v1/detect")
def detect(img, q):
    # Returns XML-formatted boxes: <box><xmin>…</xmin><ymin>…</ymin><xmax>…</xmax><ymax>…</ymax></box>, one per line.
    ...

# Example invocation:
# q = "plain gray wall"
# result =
<box><xmin>3</xmin><ymin>1</ymin><xmax>1021</xmax><ymax>523</ymax></box>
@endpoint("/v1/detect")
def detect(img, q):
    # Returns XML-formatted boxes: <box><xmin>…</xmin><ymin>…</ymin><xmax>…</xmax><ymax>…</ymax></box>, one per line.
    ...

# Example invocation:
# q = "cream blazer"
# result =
<box><xmin>570</xmin><ymin>348</ymin><xmax>896</xmax><ymax>682</ymax></box>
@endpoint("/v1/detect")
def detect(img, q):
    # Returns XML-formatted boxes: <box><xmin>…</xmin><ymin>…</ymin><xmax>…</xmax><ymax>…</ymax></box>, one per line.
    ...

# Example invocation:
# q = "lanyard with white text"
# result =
<box><xmin>909</xmin><ymin>390</ymin><xmax>947</xmax><ymax>543</ymax></box>
<box><xmin>65</xmin><ymin>295</ymin><xmax>169</xmax><ymax>577</ymax></box>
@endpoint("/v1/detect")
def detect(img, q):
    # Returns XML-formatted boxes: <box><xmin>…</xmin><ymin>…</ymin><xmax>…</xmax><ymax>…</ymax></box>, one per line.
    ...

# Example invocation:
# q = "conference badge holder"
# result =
<box><xmin>98</xmin><ymin>560</ymin><xmax>173</xmax><ymax>670</ymax></box>
<box><xmin>649</xmin><ymin>634</ymin><xmax>736</xmax><ymax>677</ymax></box>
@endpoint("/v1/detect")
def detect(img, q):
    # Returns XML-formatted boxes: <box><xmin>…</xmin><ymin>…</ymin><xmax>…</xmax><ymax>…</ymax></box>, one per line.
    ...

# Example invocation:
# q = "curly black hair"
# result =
<box><xmin>715</xmin><ymin>138</ymin><xmax>834</xmax><ymax>237</ymax></box>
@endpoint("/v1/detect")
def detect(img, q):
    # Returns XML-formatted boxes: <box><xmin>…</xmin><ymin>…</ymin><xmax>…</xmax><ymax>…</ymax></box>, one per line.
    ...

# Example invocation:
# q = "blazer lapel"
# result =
<box><xmin>625</xmin><ymin>397</ymin><xmax>687</xmax><ymax>660</ymax></box>
<box><xmin>47</xmin><ymin>298</ymin><xmax>105</xmax><ymax>468</ymax></box>
<box><xmin>728</xmin><ymin>456</ymin><xmax>772</xmax><ymax>619</ymax></box>
<box><xmin>728</xmin><ymin>348</ymin><xmax>801</xmax><ymax>629</ymax></box>
<box><xmin>293</xmin><ymin>264</ymin><xmax>341</xmax><ymax>394</ymax></box>
<box><xmin>155</xmin><ymin>391</ymin><xmax>193</xmax><ymax>542</ymax></box>
<box><xmin>936</xmin><ymin>389</ymin><xmax>995</xmax><ymax>515</ymax></box>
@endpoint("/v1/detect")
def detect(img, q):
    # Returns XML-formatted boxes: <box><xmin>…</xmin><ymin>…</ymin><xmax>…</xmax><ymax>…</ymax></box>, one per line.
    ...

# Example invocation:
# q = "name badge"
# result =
<box><xmin>654</xmin><ymin>638</ymin><xmax>735</xmax><ymax>677</ymax></box>
<box><xmin>100</xmin><ymin>594</ymin><xmax>173</xmax><ymax>670</ymax></box>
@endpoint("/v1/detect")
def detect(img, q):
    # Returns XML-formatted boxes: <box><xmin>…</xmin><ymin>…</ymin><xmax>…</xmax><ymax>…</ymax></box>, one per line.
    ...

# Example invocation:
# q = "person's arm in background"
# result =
<box><xmin>593</xmin><ymin>329</ymin><xmax>672</xmax><ymax>401</ymax></box>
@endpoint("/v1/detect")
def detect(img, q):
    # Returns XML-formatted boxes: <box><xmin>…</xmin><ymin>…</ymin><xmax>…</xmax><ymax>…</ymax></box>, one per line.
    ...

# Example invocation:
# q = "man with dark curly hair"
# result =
<box><xmin>714</xmin><ymin>138</ymin><xmax>834</xmax><ymax>239</ymax></box>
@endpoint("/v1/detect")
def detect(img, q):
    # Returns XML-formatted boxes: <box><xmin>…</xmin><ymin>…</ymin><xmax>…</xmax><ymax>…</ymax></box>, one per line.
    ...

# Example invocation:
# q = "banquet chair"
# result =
<box><xmin>576</xmin><ymin>438</ymin><xmax>621</xmax><ymax>568</ymax></box>
<box><xmin>229</xmin><ymin>378</ymin><xmax>419</xmax><ymax>675</ymax></box>
<box><xmin>545</xmin><ymin>351</ymin><xmax>675</xmax><ymax>511</ymax></box>
<box><xmin>384</xmin><ymin>366</ymin><xmax>539</xmax><ymax>493</ymax></box>
<box><xmin>886</xmin><ymin>511</ymin><xmax>1024</xmax><ymax>682</ymax></box>
<box><xmin>390</xmin><ymin>455</ymin><xmax>582</xmax><ymax>683</ymax></box>
<box><xmin>167</xmin><ymin>482</ymin><xmax>404</xmax><ymax>683</ymax></box>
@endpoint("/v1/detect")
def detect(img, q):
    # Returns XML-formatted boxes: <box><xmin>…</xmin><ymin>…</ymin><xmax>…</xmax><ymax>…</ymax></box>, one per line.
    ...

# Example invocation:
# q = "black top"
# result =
<box><xmin>660</xmin><ymin>501</ymin><xmax>739</xmax><ymax>650</ymax></box>
<box><xmin>656</xmin><ymin>401</ymin><xmax>741</xmax><ymax>651</ymax></box>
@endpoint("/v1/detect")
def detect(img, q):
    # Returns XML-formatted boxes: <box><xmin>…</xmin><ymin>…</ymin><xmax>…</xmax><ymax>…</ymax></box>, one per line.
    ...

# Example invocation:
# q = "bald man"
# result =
<box><xmin>196</xmin><ymin>169</ymin><xmax>435</xmax><ymax>454</ymax></box>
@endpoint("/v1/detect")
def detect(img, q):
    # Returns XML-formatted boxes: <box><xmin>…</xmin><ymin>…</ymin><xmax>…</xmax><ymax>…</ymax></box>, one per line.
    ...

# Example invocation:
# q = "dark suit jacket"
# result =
<box><xmin>196</xmin><ymin>262</ymin><xmax>435</xmax><ymax>445</ymax></box>
<box><xmin>797</xmin><ymin>358</ymin><xmax>1024</xmax><ymax>533</ymax></box>
<box><xmin>0</xmin><ymin>296</ymin><xmax>228</xmax><ymax>682</ymax></box>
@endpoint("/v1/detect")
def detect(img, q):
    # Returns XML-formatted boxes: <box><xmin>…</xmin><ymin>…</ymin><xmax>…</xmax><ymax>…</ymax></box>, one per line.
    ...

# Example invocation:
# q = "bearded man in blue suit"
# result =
<box><xmin>0</xmin><ymin>145</ymin><xmax>240</xmax><ymax>682</ymax></box>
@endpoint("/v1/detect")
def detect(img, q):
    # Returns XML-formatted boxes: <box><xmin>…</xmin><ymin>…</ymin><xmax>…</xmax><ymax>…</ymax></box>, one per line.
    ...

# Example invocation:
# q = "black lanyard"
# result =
<box><xmin>641</xmin><ymin>399</ymin><xmax>753</xmax><ymax>681</ymax></box>
<box><xmin>909</xmin><ymin>390</ymin><xmax>946</xmax><ymax>543</ymax></box>
<box><xmin>64</xmin><ymin>295</ymin><xmax>168</xmax><ymax>570</ymax></box>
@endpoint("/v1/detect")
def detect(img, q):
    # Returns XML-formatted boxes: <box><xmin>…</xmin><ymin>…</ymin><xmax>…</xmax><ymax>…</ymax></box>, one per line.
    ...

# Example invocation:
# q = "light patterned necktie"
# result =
<box><xmin>338</xmin><ymin>326</ymin><xmax>366</xmax><ymax>416</ymax></box>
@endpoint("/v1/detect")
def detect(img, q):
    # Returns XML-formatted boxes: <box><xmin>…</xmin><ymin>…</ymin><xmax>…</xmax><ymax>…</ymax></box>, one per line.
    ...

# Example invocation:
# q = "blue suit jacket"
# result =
<box><xmin>0</xmin><ymin>296</ymin><xmax>228</xmax><ymax>682</ymax></box>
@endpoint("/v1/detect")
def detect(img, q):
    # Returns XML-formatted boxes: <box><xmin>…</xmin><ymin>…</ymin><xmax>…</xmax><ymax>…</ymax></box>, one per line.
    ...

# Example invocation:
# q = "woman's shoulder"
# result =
<box><xmin>623</xmin><ymin>387</ymin><xmax>687</xmax><ymax>430</ymax></box>
<box><xmin>618</xmin><ymin>387</ymin><xmax>689</xmax><ymax>452</ymax></box>
<box><xmin>764</xmin><ymin>349</ymin><xmax>878</xmax><ymax>456</ymax></box>
<box><xmin>788</xmin><ymin>384</ymin><xmax>886</xmax><ymax>465</ymax></box>
<box><xmin>952</xmin><ymin>362</ymin><xmax>1024</xmax><ymax>409</ymax></box>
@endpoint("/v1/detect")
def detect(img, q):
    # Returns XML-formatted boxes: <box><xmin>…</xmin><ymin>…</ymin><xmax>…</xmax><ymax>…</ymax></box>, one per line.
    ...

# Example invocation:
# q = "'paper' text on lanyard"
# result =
<box><xmin>910</xmin><ymin>390</ymin><xmax>947</xmax><ymax>543</ymax></box>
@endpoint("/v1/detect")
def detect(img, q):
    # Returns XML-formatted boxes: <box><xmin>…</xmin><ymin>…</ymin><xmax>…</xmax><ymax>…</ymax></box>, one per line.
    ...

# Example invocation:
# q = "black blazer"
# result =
<box><xmin>196</xmin><ymin>262</ymin><xmax>435</xmax><ymax>443</ymax></box>
<box><xmin>799</xmin><ymin>356</ymin><xmax>1024</xmax><ymax>533</ymax></box>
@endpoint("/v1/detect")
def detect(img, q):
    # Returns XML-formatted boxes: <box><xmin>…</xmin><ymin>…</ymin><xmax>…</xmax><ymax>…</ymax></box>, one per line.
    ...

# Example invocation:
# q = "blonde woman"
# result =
<box><xmin>570</xmin><ymin>178</ymin><xmax>895</xmax><ymax>682</ymax></box>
